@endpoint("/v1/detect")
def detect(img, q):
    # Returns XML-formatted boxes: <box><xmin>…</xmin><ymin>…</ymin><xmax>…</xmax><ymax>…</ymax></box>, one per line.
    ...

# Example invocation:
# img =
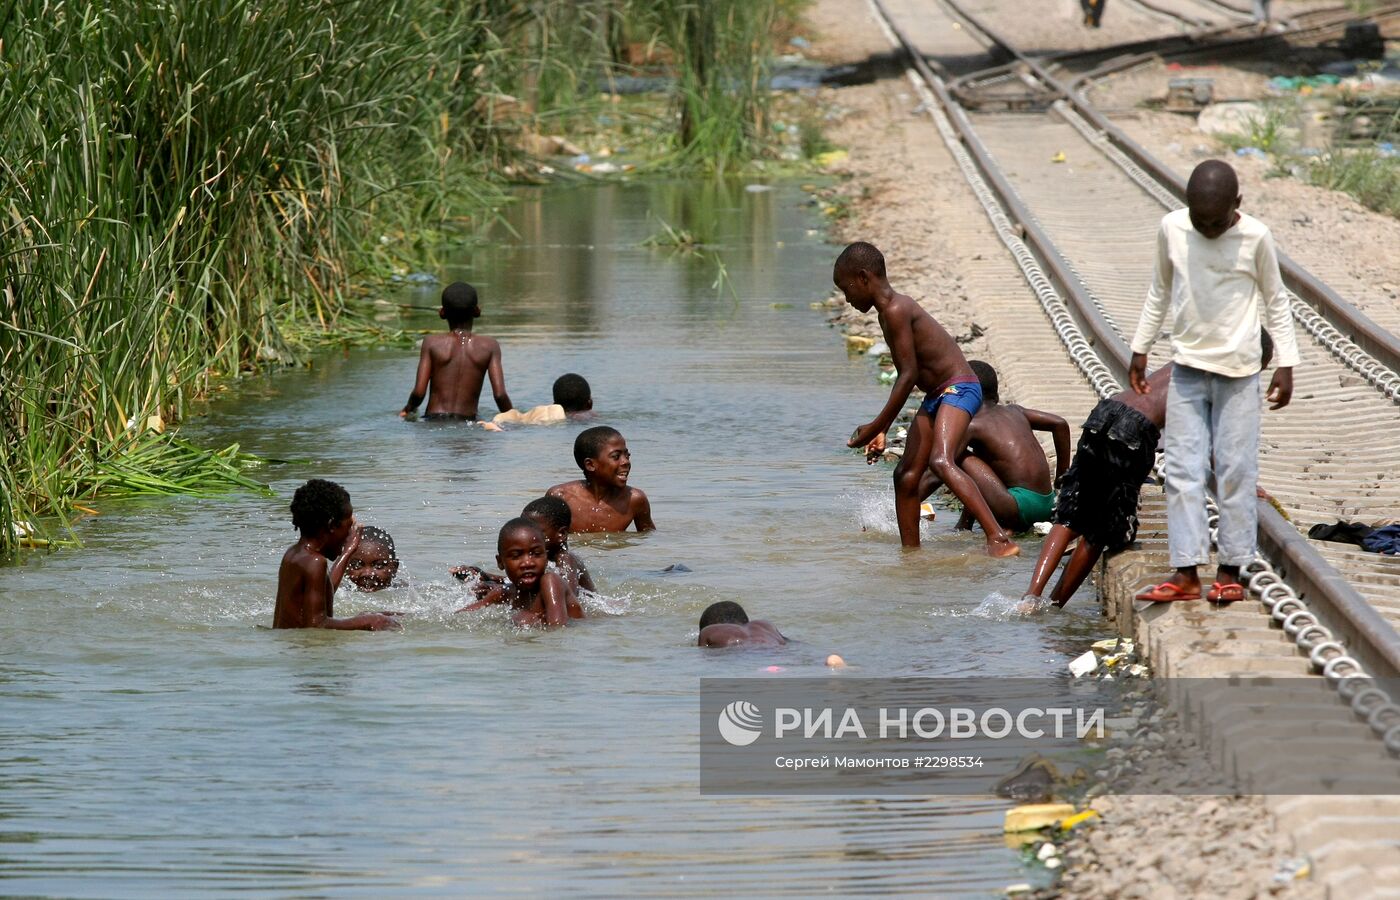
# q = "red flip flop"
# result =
<box><xmin>1207</xmin><ymin>582</ymin><xmax>1246</xmax><ymax>603</ymax></box>
<box><xmin>1134</xmin><ymin>581</ymin><xmax>1202</xmax><ymax>602</ymax></box>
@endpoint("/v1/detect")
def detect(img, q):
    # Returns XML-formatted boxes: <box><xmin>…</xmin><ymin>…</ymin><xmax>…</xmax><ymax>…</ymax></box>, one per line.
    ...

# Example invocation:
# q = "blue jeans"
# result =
<box><xmin>1164</xmin><ymin>366</ymin><xmax>1260</xmax><ymax>568</ymax></box>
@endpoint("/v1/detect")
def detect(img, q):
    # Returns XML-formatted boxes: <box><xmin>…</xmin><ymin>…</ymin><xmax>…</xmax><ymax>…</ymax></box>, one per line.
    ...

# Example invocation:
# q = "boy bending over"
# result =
<box><xmin>1024</xmin><ymin>366</ymin><xmax>1170</xmax><ymax>608</ymax></box>
<box><xmin>837</xmin><ymin>242</ymin><xmax>1017</xmax><ymax>556</ymax></box>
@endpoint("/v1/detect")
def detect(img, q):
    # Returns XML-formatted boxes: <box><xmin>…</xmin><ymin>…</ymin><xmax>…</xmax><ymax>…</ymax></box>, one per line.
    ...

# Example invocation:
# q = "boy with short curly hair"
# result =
<box><xmin>273</xmin><ymin>479</ymin><xmax>400</xmax><ymax>630</ymax></box>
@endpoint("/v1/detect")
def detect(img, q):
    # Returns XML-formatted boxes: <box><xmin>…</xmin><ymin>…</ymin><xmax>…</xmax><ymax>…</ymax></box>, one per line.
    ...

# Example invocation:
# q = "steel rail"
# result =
<box><xmin>940</xmin><ymin>0</ymin><xmax>1400</xmax><ymax>383</ymax></box>
<box><xmin>867</xmin><ymin>0</ymin><xmax>1400</xmax><ymax>678</ymax></box>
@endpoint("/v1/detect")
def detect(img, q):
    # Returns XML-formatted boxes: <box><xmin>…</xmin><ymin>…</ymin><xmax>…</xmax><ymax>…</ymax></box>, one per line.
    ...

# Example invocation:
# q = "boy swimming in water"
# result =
<box><xmin>552</xmin><ymin>373</ymin><xmax>594</xmax><ymax>418</ymax></box>
<box><xmin>523</xmin><ymin>495</ymin><xmax>596</xmax><ymax>598</ymax></box>
<box><xmin>936</xmin><ymin>361</ymin><xmax>1069</xmax><ymax>533</ymax></box>
<box><xmin>697</xmin><ymin>601</ymin><xmax>787</xmax><ymax>648</ymax></box>
<box><xmin>457</xmin><ymin>518</ymin><xmax>572</xmax><ymax>627</ymax></box>
<box><xmin>344</xmin><ymin>526</ymin><xmax>400</xmax><ymax>592</ymax></box>
<box><xmin>273</xmin><ymin>479</ymin><xmax>400</xmax><ymax>630</ymax></box>
<box><xmin>547</xmin><ymin>425</ymin><xmax>655</xmax><ymax>533</ymax></box>
<box><xmin>836</xmin><ymin>242</ymin><xmax>1017</xmax><ymax>555</ymax></box>
<box><xmin>401</xmin><ymin>281</ymin><xmax>513</xmax><ymax>421</ymax></box>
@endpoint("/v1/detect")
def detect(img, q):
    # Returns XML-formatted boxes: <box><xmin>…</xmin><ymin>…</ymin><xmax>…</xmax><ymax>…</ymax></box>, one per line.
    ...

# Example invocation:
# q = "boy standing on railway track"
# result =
<box><xmin>838</xmin><ymin>242</ymin><xmax>1018</xmax><ymax>556</ymax></box>
<box><xmin>1128</xmin><ymin>160</ymin><xmax>1299</xmax><ymax>603</ymax></box>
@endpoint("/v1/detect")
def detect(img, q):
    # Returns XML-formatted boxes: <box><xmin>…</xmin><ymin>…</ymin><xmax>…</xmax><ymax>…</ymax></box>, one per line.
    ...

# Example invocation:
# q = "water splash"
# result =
<box><xmin>972</xmin><ymin>591</ymin><xmax>1050</xmax><ymax>619</ymax></box>
<box><xmin>843</xmin><ymin>488</ymin><xmax>939</xmax><ymax>540</ymax></box>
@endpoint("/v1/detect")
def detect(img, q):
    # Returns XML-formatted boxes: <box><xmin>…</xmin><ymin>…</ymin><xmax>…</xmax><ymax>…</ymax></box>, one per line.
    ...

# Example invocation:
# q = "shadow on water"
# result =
<box><xmin>0</xmin><ymin>179</ymin><xmax>1101</xmax><ymax>896</ymax></box>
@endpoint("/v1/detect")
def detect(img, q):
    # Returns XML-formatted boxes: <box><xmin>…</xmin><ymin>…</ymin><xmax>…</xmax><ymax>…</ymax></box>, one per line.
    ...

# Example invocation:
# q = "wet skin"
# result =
<box><xmin>456</xmin><ymin>529</ymin><xmax>570</xmax><ymax>627</ymax></box>
<box><xmin>274</xmin><ymin>514</ymin><xmax>400</xmax><ymax>631</ymax></box>
<box><xmin>1023</xmin><ymin>367</ymin><xmax>1172</xmax><ymax>610</ymax></box>
<box><xmin>698</xmin><ymin>620</ymin><xmax>787</xmax><ymax>648</ymax></box>
<box><xmin>835</xmin><ymin>263</ymin><xmax>1017</xmax><ymax>557</ymax></box>
<box><xmin>401</xmin><ymin>308</ymin><xmax>512</xmax><ymax>419</ymax></box>
<box><xmin>345</xmin><ymin>541</ymin><xmax>400</xmax><ymax>592</ymax></box>
<box><xmin>524</xmin><ymin>512</ymin><xmax>596</xmax><ymax>611</ymax></box>
<box><xmin>923</xmin><ymin>401</ymin><xmax>1070</xmax><ymax>533</ymax></box>
<box><xmin>547</xmin><ymin>436</ymin><xmax>655</xmax><ymax>533</ymax></box>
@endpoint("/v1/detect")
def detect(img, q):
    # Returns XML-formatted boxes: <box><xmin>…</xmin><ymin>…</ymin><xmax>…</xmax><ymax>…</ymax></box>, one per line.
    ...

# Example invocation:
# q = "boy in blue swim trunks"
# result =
<box><xmin>838</xmin><ymin>242</ymin><xmax>1018</xmax><ymax>556</ymax></box>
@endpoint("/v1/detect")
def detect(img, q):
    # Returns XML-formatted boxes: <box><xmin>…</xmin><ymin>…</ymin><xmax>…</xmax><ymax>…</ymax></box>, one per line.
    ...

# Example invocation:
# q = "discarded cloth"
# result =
<box><xmin>1307</xmin><ymin>520</ymin><xmax>1375</xmax><ymax>547</ymax></box>
<box><xmin>1362</xmin><ymin>525</ymin><xmax>1400</xmax><ymax>556</ymax></box>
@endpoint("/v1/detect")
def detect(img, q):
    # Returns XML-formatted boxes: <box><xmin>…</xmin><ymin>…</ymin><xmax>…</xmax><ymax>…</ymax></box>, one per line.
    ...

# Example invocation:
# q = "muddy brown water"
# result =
<box><xmin>0</xmin><ymin>180</ymin><xmax>1105</xmax><ymax>896</ymax></box>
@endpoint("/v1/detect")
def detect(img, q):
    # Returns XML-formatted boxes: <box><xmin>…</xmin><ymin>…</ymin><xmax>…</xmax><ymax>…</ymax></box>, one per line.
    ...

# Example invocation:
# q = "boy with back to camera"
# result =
<box><xmin>401</xmin><ymin>281</ymin><xmax>513</xmax><ymax>421</ymax></box>
<box><xmin>1129</xmin><ymin>160</ymin><xmax>1298</xmax><ymax>603</ymax></box>
<box><xmin>273</xmin><ymin>479</ymin><xmax>400</xmax><ymax>630</ymax></box>
<box><xmin>547</xmin><ymin>425</ymin><xmax>655</xmax><ymax>533</ymax></box>
<box><xmin>836</xmin><ymin>241</ymin><xmax>1018</xmax><ymax>556</ymax></box>
<box><xmin>552</xmin><ymin>373</ymin><xmax>594</xmax><ymax>418</ymax></box>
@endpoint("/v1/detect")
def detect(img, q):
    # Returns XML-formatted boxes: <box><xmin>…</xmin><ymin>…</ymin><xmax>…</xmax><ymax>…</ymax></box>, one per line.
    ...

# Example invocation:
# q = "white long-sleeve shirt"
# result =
<box><xmin>1130</xmin><ymin>208</ymin><xmax>1300</xmax><ymax>377</ymax></box>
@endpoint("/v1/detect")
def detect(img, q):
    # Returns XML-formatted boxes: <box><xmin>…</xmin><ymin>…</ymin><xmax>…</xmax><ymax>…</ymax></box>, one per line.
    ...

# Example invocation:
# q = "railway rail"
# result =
<box><xmin>863</xmin><ymin>0</ymin><xmax>1400</xmax><ymax>691</ymax></box>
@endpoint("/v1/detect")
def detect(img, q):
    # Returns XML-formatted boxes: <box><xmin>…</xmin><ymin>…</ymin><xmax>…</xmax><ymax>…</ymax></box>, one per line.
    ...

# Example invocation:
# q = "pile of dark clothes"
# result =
<box><xmin>1308</xmin><ymin>521</ymin><xmax>1400</xmax><ymax>555</ymax></box>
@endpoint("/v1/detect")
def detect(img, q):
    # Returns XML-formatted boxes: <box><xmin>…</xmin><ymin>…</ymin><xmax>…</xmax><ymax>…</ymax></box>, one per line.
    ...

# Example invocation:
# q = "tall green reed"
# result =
<box><xmin>0</xmin><ymin>0</ymin><xmax>787</xmax><ymax>556</ymax></box>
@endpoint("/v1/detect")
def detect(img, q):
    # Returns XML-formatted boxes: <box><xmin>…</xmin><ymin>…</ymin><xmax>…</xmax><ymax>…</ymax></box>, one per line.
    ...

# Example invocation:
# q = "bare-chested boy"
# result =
<box><xmin>400</xmin><ymin>281</ymin><xmax>512</xmax><ymax>421</ymax></box>
<box><xmin>547</xmin><ymin>425</ymin><xmax>655</xmax><ymax>533</ymax></box>
<box><xmin>836</xmin><ymin>242</ymin><xmax>1017</xmax><ymax>555</ymax></box>
<box><xmin>457</xmin><ymin>518</ymin><xmax>571</xmax><ymax>628</ymax></box>
<box><xmin>932</xmin><ymin>361</ymin><xmax>1070</xmax><ymax>533</ymax></box>
<box><xmin>697</xmin><ymin>601</ymin><xmax>787</xmax><ymax>648</ymax></box>
<box><xmin>273</xmin><ymin>479</ymin><xmax>400</xmax><ymax>630</ymax></box>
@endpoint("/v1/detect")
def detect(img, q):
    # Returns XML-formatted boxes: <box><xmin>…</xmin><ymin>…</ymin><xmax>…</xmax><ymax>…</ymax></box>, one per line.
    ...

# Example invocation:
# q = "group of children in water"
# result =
<box><xmin>275</xmin><ymin>157</ymin><xmax>1298</xmax><ymax>638</ymax></box>
<box><xmin>840</xmin><ymin>157</ymin><xmax>1297</xmax><ymax>608</ymax></box>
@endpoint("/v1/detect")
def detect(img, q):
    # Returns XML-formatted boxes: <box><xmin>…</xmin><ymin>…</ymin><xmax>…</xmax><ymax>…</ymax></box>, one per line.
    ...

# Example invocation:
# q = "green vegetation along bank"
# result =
<box><xmin>0</xmin><ymin>0</ymin><xmax>800</xmax><ymax>556</ymax></box>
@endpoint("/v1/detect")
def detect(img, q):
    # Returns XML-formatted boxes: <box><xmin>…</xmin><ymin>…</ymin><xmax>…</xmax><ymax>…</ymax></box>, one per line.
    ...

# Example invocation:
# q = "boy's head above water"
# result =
<box><xmin>1185</xmin><ymin>160</ymin><xmax>1241</xmax><ymax>239</ymax></box>
<box><xmin>290</xmin><ymin>478</ymin><xmax>353</xmax><ymax>553</ymax></box>
<box><xmin>346</xmin><ymin>525</ymin><xmax>399</xmax><ymax>592</ymax></box>
<box><xmin>496</xmin><ymin>517</ymin><xmax>549</xmax><ymax>589</ymax></box>
<box><xmin>968</xmin><ymin>359</ymin><xmax>999</xmax><ymax>404</ymax></box>
<box><xmin>832</xmin><ymin>241</ymin><xmax>888</xmax><ymax>312</ymax></box>
<box><xmin>552</xmin><ymin>373</ymin><xmax>593</xmax><ymax>414</ymax></box>
<box><xmin>522</xmin><ymin>495</ymin><xmax>572</xmax><ymax>555</ymax></box>
<box><xmin>440</xmin><ymin>281</ymin><xmax>482</xmax><ymax>328</ymax></box>
<box><xmin>699</xmin><ymin>600</ymin><xmax>748</xmax><ymax>630</ymax></box>
<box><xmin>573</xmin><ymin>425</ymin><xmax>630</xmax><ymax>485</ymax></box>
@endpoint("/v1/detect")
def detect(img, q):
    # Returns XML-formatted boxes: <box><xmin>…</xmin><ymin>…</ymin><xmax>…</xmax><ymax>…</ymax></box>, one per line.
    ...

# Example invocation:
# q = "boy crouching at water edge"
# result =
<box><xmin>401</xmin><ymin>281</ymin><xmax>513</xmax><ymax>422</ymax></box>
<box><xmin>457</xmin><ymin>518</ymin><xmax>574</xmax><ymax>628</ymax></box>
<box><xmin>835</xmin><ymin>242</ymin><xmax>1018</xmax><ymax>556</ymax></box>
<box><xmin>548</xmin><ymin>425</ymin><xmax>655</xmax><ymax>533</ymax></box>
<box><xmin>274</xmin><ymin>479</ymin><xmax>400</xmax><ymax>630</ymax></box>
<box><xmin>1129</xmin><ymin>160</ymin><xmax>1298</xmax><ymax>603</ymax></box>
<box><xmin>942</xmin><ymin>360</ymin><xmax>1069</xmax><ymax>534</ymax></box>
<box><xmin>697</xmin><ymin>601</ymin><xmax>787</xmax><ymax>648</ymax></box>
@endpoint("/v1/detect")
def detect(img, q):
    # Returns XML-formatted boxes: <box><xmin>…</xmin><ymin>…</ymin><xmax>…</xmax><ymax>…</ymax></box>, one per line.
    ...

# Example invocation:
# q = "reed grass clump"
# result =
<box><xmin>1</xmin><ymin>0</ymin><xmax>790</xmax><ymax>556</ymax></box>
